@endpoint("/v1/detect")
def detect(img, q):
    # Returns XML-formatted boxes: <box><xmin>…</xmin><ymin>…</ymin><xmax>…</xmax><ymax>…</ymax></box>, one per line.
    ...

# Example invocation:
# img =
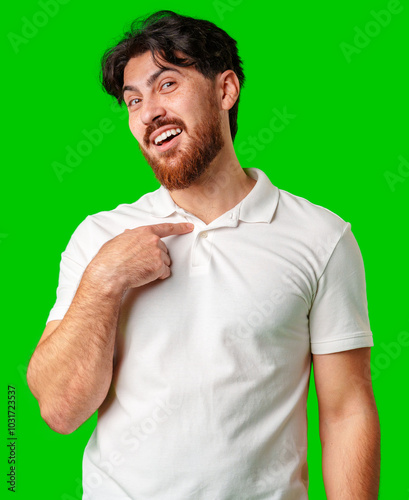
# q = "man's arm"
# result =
<box><xmin>27</xmin><ymin>222</ymin><xmax>194</xmax><ymax>435</ymax></box>
<box><xmin>312</xmin><ymin>347</ymin><xmax>380</xmax><ymax>499</ymax></box>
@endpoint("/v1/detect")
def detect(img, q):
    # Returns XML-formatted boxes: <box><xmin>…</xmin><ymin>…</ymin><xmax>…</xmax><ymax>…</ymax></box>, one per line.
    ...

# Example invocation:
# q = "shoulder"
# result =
<box><xmin>251</xmin><ymin>168</ymin><xmax>348</xmax><ymax>238</ymax></box>
<box><xmin>277</xmin><ymin>188</ymin><xmax>349</xmax><ymax>242</ymax></box>
<box><xmin>81</xmin><ymin>187</ymin><xmax>162</xmax><ymax>231</ymax></box>
<box><xmin>274</xmin><ymin>187</ymin><xmax>352</xmax><ymax>268</ymax></box>
<box><xmin>64</xmin><ymin>188</ymin><xmax>162</xmax><ymax>263</ymax></box>
<box><xmin>278</xmin><ymin>188</ymin><xmax>347</xmax><ymax>233</ymax></box>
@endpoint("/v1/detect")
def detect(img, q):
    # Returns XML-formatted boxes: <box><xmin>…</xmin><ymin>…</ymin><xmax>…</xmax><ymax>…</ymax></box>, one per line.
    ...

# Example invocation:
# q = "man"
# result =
<box><xmin>27</xmin><ymin>10</ymin><xmax>380</xmax><ymax>500</ymax></box>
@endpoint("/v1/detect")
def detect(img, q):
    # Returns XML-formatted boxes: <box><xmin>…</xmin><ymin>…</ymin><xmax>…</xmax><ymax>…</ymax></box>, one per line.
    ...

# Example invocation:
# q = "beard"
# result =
<box><xmin>138</xmin><ymin>92</ymin><xmax>225</xmax><ymax>191</ymax></box>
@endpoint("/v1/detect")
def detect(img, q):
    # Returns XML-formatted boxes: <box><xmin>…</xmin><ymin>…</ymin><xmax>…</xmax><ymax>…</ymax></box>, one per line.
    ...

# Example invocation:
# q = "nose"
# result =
<box><xmin>140</xmin><ymin>94</ymin><xmax>166</xmax><ymax>126</ymax></box>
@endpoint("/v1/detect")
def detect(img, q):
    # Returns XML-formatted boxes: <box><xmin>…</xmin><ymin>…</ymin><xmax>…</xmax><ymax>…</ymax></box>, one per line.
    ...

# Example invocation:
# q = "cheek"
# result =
<box><xmin>128</xmin><ymin>117</ymin><xmax>142</xmax><ymax>141</ymax></box>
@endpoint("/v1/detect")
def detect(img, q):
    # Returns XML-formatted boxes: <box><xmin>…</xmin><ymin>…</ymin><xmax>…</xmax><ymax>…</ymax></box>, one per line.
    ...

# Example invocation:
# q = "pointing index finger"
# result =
<box><xmin>150</xmin><ymin>222</ymin><xmax>194</xmax><ymax>238</ymax></box>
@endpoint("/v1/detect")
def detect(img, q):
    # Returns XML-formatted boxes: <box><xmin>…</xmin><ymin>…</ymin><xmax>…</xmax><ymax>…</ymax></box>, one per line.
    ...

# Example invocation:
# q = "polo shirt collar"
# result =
<box><xmin>149</xmin><ymin>167</ymin><xmax>279</xmax><ymax>224</ymax></box>
<box><xmin>238</xmin><ymin>168</ymin><xmax>279</xmax><ymax>223</ymax></box>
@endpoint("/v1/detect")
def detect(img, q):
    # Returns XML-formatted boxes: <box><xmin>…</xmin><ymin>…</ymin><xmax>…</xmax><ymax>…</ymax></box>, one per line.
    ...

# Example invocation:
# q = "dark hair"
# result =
<box><xmin>100</xmin><ymin>10</ymin><xmax>245</xmax><ymax>141</ymax></box>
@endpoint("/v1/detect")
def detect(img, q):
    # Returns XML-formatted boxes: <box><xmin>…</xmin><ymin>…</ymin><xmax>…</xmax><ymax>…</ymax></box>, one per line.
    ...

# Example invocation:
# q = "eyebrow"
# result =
<box><xmin>122</xmin><ymin>67</ymin><xmax>182</xmax><ymax>94</ymax></box>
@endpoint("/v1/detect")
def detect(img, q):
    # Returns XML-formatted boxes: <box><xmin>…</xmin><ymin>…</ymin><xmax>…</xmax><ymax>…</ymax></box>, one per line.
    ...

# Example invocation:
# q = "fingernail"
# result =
<box><xmin>186</xmin><ymin>223</ymin><xmax>194</xmax><ymax>229</ymax></box>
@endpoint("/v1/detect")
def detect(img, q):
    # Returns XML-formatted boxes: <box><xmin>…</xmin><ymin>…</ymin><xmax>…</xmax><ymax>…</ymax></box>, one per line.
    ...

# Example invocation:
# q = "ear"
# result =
<box><xmin>217</xmin><ymin>70</ymin><xmax>240</xmax><ymax>111</ymax></box>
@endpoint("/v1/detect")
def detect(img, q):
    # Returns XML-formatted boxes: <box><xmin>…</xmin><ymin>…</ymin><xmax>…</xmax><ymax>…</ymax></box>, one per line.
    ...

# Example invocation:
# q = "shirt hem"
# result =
<box><xmin>311</xmin><ymin>332</ymin><xmax>373</xmax><ymax>354</ymax></box>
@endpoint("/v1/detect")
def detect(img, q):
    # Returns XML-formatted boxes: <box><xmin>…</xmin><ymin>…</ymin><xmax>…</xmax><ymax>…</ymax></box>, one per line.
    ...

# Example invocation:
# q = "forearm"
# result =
<box><xmin>28</xmin><ymin>221</ymin><xmax>192</xmax><ymax>434</ymax></box>
<box><xmin>27</xmin><ymin>266</ymin><xmax>123</xmax><ymax>434</ymax></box>
<box><xmin>320</xmin><ymin>410</ymin><xmax>380</xmax><ymax>499</ymax></box>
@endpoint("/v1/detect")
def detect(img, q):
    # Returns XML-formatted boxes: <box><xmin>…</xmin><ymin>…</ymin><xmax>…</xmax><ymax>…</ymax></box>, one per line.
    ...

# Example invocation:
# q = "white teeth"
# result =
<box><xmin>154</xmin><ymin>127</ymin><xmax>183</xmax><ymax>145</ymax></box>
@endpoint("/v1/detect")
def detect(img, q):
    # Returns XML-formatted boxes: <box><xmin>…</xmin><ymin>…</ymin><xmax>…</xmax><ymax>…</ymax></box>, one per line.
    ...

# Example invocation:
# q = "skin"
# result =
<box><xmin>128</xmin><ymin>59</ymin><xmax>225</xmax><ymax>192</ymax></box>
<box><xmin>313</xmin><ymin>347</ymin><xmax>380</xmax><ymax>498</ymax></box>
<box><xmin>27</xmin><ymin>50</ymin><xmax>380</xmax><ymax>497</ymax></box>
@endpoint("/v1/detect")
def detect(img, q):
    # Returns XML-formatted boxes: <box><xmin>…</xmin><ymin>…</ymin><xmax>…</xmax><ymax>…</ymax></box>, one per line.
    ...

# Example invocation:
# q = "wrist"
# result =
<box><xmin>83</xmin><ymin>260</ymin><xmax>126</xmax><ymax>300</ymax></box>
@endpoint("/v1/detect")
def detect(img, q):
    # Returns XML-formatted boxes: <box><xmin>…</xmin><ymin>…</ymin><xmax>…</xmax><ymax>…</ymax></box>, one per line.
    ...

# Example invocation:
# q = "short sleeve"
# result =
<box><xmin>46</xmin><ymin>218</ymin><xmax>89</xmax><ymax>324</ymax></box>
<box><xmin>309</xmin><ymin>222</ymin><xmax>374</xmax><ymax>354</ymax></box>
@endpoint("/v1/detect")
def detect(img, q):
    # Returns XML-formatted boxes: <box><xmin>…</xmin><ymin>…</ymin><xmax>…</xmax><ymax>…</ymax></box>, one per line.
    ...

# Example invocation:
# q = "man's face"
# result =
<box><xmin>123</xmin><ymin>51</ymin><xmax>224</xmax><ymax>191</ymax></box>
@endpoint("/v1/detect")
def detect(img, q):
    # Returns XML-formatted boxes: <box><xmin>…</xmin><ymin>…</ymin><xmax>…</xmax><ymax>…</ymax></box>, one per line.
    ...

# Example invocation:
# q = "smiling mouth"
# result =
<box><xmin>154</xmin><ymin>127</ymin><xmax>182</xmax><ymax>146</ymax></box>
<box><xmin>153</xmin><ymin>128</ymin><xmax>183</xmax><ymax>151</ymax></box>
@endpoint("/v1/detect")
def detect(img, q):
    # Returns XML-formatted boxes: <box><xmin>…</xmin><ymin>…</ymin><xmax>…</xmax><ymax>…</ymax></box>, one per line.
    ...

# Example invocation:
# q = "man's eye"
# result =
<box><xmin>128</xmin><ymin>98</ymin><xmax>141</xmax><ymax>107</ymax></box>
<box><xmin>162</xmin><ymin>82</ymin><xmax>175</xmax><ymax>89</ymax></box>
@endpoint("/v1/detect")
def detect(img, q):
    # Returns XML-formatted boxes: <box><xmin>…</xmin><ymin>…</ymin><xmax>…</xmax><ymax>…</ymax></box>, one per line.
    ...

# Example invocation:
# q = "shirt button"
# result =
<box><xmin>200</xmin><ymin>231</ymin><xmax>208</xmax><ymax>239</ymax></box>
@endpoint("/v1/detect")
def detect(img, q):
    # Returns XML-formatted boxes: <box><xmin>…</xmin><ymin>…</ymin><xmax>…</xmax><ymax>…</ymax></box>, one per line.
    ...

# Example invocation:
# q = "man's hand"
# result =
<box><xmin>86</xmin><ymin>222</ymin><xmax>194</xmax><ymax>294</ymax></box>
<box><xmin>27</xmin><ymin>221</ymin><xmax>194</xmax><ymax>434</ymax></box>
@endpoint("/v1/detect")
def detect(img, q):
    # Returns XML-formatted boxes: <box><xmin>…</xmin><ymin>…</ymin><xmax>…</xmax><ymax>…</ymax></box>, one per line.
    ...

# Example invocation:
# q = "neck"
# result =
<box><xmin>168</xmin><ymin>143</ymin><xmax>256</xmax><ymax>225</ymax></box>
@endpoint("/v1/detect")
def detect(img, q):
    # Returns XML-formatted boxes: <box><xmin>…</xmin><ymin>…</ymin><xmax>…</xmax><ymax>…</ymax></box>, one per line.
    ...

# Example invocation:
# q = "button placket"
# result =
<box><xmin>191</xmin><ymin>228</ymin><xmax>215</xmax><ymax>268</ymax></box>
<box><xmin>184</xmin><ymin>207</ymin><xmax>240</xmax><ymax>274</ymax></box>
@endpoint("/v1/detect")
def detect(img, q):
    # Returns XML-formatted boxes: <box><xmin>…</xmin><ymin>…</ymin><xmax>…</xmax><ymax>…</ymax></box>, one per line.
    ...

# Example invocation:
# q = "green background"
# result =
<box><xmin>2</xmin><ymin>0</ymin><xmax>408</xmax><ymax>498</ymax></box>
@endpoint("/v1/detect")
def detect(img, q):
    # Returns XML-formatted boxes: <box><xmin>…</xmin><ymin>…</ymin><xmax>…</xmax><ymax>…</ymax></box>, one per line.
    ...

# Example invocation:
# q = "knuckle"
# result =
<box><xmin>149</xmin><ymin>234</ymin><xmax>160</xmax><ymax>245</ymax></box>
<box><xmin>159</xmin><ymin>267</ymin><xmax>170</xmax><ymax>279</ymax></box>
<box><xmin>146</xmin><ymin>255</ymin><xmax>162</xmax><ymax>274</ymax></box>
<box><xmin>154</xmin><ymin>256</ymin><xmax>164</xmax><ymax>269</ymax></box>
<box><xmin>152</xmin><ymin>247</ymin><xmax>162</xmax><ymax>259</ymax></box>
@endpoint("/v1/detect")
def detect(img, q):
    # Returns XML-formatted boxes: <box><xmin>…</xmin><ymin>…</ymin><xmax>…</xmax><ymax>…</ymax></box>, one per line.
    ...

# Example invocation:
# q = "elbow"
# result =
<box><xmin>27</xmin><ymin>356</ymin><xmax>81</xmax><ymax>434</ymax></box>
<box><xmin>44</xmin><ymin>418</ymin><xmax>79</xmax><ymax>435</ymax></box>
<box><xmin>40</xmin><ymin>403</ymin><xmax>80</xmax><ymax>435</ymax></box>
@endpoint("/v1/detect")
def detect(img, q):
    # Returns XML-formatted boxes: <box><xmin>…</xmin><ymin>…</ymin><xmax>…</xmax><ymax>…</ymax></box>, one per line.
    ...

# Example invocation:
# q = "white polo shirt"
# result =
<box><xmin>47</xmin><ymin>167</ymin><xmax>374</xmax><ymax>500</ymax></box>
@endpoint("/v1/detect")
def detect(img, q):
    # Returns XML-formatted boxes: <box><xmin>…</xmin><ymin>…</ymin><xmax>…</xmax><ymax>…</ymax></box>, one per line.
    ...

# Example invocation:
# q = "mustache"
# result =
<box><xmin>144</xmin><ymin>118</ymin><xmax>186</xmax><ymax>146</ymax></box>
